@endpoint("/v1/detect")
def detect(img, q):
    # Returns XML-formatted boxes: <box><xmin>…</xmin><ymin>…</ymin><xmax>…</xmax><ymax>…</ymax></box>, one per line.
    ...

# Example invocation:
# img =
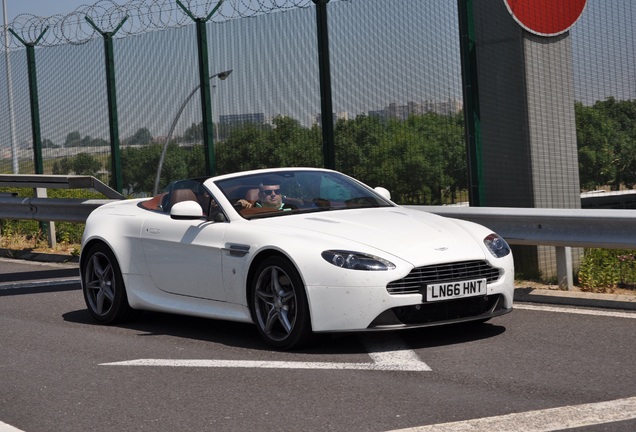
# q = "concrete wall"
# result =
<box><xmin>472</xmin><ymin>1</ymin><xmax>582</xmax><ymax>278</ymax></box>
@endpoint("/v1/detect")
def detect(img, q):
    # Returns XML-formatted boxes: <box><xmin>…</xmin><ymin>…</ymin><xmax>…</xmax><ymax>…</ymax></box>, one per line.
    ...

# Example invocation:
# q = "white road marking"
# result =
<box><xmin>101</xmin><ymin>333</ymin><xmax>431</xmax><ymax>371</ymax></box>
<box><xmin>515</xmin><ymin>303</ymin><xmax>636</xmax><ymax>319</ymax></box>
<box><xmin>101</xmin><ymin>358</ymin><xmax>429</xmax><ymax>371</ymax></box>
<box><xmin>360</xmin><ymin>332</ymin><xmax>432</xmax><ymax>371</ymax></box>
<box><xmin>386</xmin><ymin>396</ymin><xmax>636</xmax><ymax>432</ymax></box>
<box><xmin>0</xmin><ymin>421</ymin><xmax>24</xmax><ymax>432</ymax></box>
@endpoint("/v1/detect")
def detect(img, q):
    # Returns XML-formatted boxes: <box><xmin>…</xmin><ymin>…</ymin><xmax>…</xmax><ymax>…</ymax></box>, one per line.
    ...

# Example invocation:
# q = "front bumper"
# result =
<box><xmin>368</xmin><ymin>294</ymin><xmax>511</xmax><ymax>329</ymax></box>
<box><xmin>306</xmin><ymin>280</ymin><xmax>514</xmax><ymax>332</ymax></box>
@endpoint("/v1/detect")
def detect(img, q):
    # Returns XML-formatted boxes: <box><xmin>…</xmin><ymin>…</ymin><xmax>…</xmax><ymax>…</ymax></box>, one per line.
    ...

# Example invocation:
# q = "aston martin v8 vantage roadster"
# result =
<box><xmin>80</xmin><ymin>168</ymin><xmax>514</xmax><ymax>349</ymax></box>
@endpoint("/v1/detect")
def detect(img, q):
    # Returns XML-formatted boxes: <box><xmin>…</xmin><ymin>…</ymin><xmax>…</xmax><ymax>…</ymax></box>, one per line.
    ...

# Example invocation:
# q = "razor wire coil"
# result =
<box><xmin>2</xmin><ymin>0</ymin><xmax>315</xmax><ymax>49</ymax></box>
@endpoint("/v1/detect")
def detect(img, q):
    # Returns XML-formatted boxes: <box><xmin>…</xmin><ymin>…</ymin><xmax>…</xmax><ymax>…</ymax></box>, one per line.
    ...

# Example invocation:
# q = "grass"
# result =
<box><xmin>0</xmin><ymin>230</ymin><xmax>81</xmax><ymax>257</ymax></box>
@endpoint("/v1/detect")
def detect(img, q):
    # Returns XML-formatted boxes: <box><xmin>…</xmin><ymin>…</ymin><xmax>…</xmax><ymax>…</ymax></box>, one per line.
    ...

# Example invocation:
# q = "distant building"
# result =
<box><xmin>313</xmin><ymin>111</ymin><xmax>349</xmax><ymax>127</ymax></box>
<box><xmin>219</xmin><ymin>113</ymin><xmax>266</xmax><ymax>125</ymax></box>
<box><xmin>368</xmin><ymin>98</ymin><xmax>463</xmax><ymax>120</ymax></box>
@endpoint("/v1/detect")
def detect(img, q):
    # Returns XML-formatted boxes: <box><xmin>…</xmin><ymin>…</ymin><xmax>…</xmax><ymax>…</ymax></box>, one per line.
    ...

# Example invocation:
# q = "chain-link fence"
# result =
<box><xmin>1</xmin><ymin>0</ymin><xmax>634</xmax><ymax>202</ymax></box>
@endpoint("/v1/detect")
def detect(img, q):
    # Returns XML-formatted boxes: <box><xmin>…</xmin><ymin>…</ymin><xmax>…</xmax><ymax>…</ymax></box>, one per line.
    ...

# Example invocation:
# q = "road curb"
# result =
<box><xmin>0</xmin><ymin>248</ymin><xmax>79</xmax><ymax>264</ymax></box>
<box><xmin>514</xmin><ymin>287</ymin><xmax>636</xmax><ymax>311</ymax></box>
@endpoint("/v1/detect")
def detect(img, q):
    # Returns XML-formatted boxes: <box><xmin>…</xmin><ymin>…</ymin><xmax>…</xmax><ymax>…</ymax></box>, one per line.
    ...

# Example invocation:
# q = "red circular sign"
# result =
<box><xmin>504</xmin><ymin>0</ymin><xmax>587</xmax><ymax>37</ymax></box>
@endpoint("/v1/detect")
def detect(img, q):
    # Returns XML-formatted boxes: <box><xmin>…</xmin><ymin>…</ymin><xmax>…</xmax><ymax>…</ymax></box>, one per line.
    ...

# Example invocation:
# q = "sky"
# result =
<box><xmin>2</xmin><ymin>0</ymin><xmax>115</xmax><ymax>23</ymax></box>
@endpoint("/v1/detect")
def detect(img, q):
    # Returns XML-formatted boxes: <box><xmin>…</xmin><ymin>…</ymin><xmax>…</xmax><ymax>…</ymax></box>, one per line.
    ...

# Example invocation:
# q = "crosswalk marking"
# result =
<box><xmin>101</xmin><ymin>333</ymin><xmax>431</xmax><ymax>372</ymax></box>
<box><xmin>387</xmin><ymin>396</ymin><xmax>636</xmax><ymax>432</ymax></box>
<box><xmin>515</xmin><ymin>303</ymin><xmax>636</xmax><ymax>318</ymax></box>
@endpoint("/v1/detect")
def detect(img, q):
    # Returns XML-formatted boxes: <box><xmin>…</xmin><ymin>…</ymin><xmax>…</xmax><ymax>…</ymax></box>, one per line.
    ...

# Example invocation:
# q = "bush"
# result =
<box><xmin>578</xmin><ymin>248</ymin><xmax>636</xmax><ymax>292</ymax></box>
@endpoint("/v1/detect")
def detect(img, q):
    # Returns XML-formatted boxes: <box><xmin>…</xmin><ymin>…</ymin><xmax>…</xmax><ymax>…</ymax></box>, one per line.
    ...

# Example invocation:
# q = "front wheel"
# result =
<box><xmin>250</xmin><ymin>256</ymin><xmax>312</xmax><ymax>350</ymax></box>
<box><xmin>81</xmin><ymin>243</ymin><xmax>137</xmax><ymax>324</ymax></box>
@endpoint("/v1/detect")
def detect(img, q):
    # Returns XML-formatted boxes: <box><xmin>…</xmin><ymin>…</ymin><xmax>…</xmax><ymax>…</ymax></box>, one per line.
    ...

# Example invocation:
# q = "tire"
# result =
<box><xmin>250</xmin><ymin>256</ymin><xmax>312</xmax><ymax>350</ymax></box>
<box><xmin>81</xmin><ymin>243</ymin><xmax>137</xmax><ymax>324</ymax></box>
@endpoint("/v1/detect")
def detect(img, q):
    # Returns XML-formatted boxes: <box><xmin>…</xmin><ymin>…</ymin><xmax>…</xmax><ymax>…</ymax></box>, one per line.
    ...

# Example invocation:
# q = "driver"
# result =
<box><xmin>238</xmin><ymin>179</ymin><xmax>293</xmax><ymax>211</ymax></box>
<box><xmin>256</xmin><ymin>182</ymin><xmax>286</xmax><ymax>210</ymax></box>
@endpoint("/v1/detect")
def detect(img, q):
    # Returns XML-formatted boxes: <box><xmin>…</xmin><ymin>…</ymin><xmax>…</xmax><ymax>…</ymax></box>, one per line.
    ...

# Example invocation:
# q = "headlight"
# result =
<box><xmin>321</xmin><ymin>250</ymin><xmax>395</xmax><ymax>271</ymax></box>
<box><xmin>484</xmin><ymin>233</ymin><xmax>511</xmax><ymax>258</ymax></box>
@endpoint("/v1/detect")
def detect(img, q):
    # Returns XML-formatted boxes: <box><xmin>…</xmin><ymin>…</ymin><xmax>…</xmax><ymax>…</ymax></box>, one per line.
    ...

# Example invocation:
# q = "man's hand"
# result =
<box><xmin>236</xmin><ymin>199</ymin><xmax>252</xmax><ymax>208</ymax></box>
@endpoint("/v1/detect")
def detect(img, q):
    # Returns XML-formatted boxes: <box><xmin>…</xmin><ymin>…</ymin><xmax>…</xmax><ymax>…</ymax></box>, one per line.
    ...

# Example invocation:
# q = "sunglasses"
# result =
<box><xmin>260</xmin><ymin>189</ymin><xmax>281</xmax><ymax>196</ymax></box>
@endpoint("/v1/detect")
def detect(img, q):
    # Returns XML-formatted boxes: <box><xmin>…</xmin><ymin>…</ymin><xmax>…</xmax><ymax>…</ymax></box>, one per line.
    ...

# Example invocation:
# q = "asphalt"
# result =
<box><xmin>2</xmin><ymin>248</ymin><xmax>635</xmax><ymax>312</ymax></box>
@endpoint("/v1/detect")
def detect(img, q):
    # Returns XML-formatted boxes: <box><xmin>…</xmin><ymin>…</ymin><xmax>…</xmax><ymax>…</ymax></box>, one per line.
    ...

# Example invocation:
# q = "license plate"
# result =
<box><xmin>426</xmin><ymin>278</ymin><xmax>487</xmax><ymax>302</ymax></box>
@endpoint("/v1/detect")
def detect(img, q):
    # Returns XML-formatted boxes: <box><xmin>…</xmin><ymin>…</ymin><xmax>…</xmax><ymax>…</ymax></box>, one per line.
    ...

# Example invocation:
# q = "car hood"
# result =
<box><xmin>260</xmin><ymin>207</ymin><xmax>488</xmax><ymax>264</ymax></box>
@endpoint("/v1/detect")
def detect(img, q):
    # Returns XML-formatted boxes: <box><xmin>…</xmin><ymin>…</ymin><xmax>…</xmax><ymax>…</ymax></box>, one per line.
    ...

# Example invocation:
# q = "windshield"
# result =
<box><xmin>215</xmin><ymin>170</ymin><xmax>393</xmax><ymax>219</ymax></box>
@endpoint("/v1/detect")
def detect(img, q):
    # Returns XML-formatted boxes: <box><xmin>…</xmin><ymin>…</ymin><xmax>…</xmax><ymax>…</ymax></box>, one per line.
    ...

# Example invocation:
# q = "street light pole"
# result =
<box><xmin>153</xmin><ymin>69</ymin><xmax>232</xmax><ymax>195</ymax></box>
<box><xmin>3</xmin><ymin>0</ymin><xmax>19</xmax><ymax>173</ymax></box>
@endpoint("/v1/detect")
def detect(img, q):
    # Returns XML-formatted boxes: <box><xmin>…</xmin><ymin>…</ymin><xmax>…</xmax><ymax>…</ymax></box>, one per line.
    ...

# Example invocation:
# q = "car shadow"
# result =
<box><xmin>63</xmin><ymin>309</ymin><xmax>265</xmax><ymax>349</ymax></box>
<box><xmin>63</xmin><ymin>308</ymin><xmax>507</xmax><ymax>354</ymax></box>
<box><xmin>317</xmin><ymin>322</ymin><xmax>507</xmax><ymax>354</ymax></box>
<box><xmin>394</xmin><ymin>321</ymin><xmax>507</xmax><ymax>349</ymax></box>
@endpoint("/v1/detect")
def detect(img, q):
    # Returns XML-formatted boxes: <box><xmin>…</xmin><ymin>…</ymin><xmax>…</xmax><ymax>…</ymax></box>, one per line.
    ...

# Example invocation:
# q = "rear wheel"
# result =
<box><xmin>81</xmin><ymin>243</ymin><xmax>136</xmax><ymax>324</ymax></box>
<box><xmin>250</xmin><ymin>256</ymin><xmax>312</xmax><ymax>350</ymax></box>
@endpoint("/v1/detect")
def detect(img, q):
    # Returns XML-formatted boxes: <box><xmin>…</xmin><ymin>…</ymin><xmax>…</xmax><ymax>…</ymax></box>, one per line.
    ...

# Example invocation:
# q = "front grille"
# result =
<box><xmin>369</xmin><ymin>294</ymin><xmax>508</xmax><ymax>327</ymax></box>
<box><xmin>387</xmin><ymin>260</ymin><xmax>501</xmax><ymax>295</ymax></box>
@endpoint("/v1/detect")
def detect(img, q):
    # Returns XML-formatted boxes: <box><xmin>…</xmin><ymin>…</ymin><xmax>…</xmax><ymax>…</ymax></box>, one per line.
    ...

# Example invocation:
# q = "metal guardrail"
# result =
<box><xmin>0</xmin><ymin>197</ymin><xmax>117</xmax><ymax>223</ymax></box>
<box><xmin>412</xmin><ymin>206</ymin><xmax>636</xmax><ymax>250</ymax></box>
<box><xmin>0</xmin><ymin>174</ymin><xmax>122</xmax><ymax>222</ymax></box>
<box><xmin>0</xmin><ymin>175</ymin><xmax>123</xmax><ymax>247</ymax></box>
<box><xmin>0</xmin><ymin>174</ymin><xmax>124</xmax><ymax>199</ymax></box>
<box><xmin>409</xmin><ymin>206</ymin><xmax>636</xmax><ymax>290</ymax></box>
<box><xmin>2</xmin><ymin>175</ymin><xmax>636</xmax><ymax>290</ymax></box>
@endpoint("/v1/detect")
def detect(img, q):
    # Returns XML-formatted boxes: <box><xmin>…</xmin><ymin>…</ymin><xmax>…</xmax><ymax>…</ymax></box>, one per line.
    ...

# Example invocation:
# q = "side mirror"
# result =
<box><xmin>374</xmin><ymin>186</ymin><xmax>391</xmax><ymax>201</ymax></box>
<box><xmin>170</xmin><ymin>201</ymin><xmax>203</xmax><ymax>220</ymax></box>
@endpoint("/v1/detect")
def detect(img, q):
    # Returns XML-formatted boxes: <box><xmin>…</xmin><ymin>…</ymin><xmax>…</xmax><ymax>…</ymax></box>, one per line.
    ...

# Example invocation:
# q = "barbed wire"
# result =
<box><xmin>1</xmin><ymin>0</ymin><xmax>315</xmax><ymax>49</ymax></box>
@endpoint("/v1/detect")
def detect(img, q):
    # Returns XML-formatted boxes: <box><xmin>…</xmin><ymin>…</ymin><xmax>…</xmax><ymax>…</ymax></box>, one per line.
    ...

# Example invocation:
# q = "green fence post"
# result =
<box><xmin>8</xmin><ymin>28</ymin><xmax>47</xmax><ymax>175</ymax></box>
<box><xmin>85</xmin><ymin>16</ymin><xmax>128</xmax><ymax>194</ymax></box>
<box><xmin>177</xmin><ymin>0</ymin><xmax>224</xmax><ymax>177</ymax></box>
<box><xmin>8</xmin><ymin>27</ymin><xmax>56</xmax><ymax>245</ymax></box>
<box><xmin>312</xmin><ymin>0</ymin><xmax>336</xmax><ymax>170</ymax></box>
<box><xmin>457</xmin><ymin>0</ymin><xmax>483</xmax><ymax>206</ymax></box>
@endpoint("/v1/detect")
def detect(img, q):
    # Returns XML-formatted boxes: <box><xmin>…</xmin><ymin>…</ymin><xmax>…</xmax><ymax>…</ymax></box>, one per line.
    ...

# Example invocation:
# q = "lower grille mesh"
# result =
<box><xmin>387</xmin><ymin>260</ymin><xmax>501</xmax><ymax>295</ymax></box>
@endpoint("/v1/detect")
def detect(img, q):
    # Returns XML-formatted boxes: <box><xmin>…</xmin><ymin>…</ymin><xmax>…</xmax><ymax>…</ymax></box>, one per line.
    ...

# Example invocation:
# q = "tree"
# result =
<box><xmin>80</xmin><ymin>135</ymin><xmax>93</xmax><ymax>147</ymax></box>
<box><xmin>52</xmin><ymin>154</ymin><xmax>100</xmax><ymax>176</ymax></box>
<box><xmin>122</xmin><ymin>144</ymin><xmax>162</xmax><ymax>193</ymax></box>
<box><xmin>42</xmin><ymin>138</ymin><xmax>59</xmax><ymax>149</ymax></box>
<box><xmin>576</xmin><ymin>101</ymin><xmax>619</xmax><ymax>190</ymax></box>
<box><xmin>121</xmin><ymin>143</ymin><xmax>193</xmax><ymax>194</ymax></box>
<box><xmin>183</xmin><ymin>122</ymin><xmax>202</xmax><ymax>143</ymax></box>
<box><xmin>52</xmin><ymin>157</ymin><xmax>72</xmax><ymax>175</ymax></box>
<box><xmin>576</xmin><ymin>98</ymin><xmax>636</xmax><ymax>190</ymax></box>
<box><xmin>268</xmin><ymin>116</ymin><xmax>321</xmax><ymax>168</ymax></box>
<box><xmin>64</xmin><ymin>131</ymin><xmax>81</xmax><ymax>147</ymax></box>
<box><xmin>91</xmin><ymin>138</ymin><xmax>109</xmax><ymax>147</ymax></box>
<box><xmin>333</xmin><ymin>112</ymin><xmax>466</xmax><ymax>204</ymax></box>
<box><xmin>126</xmin><ymin>127</ymin><xmax>153</xmax><ymax>146</ymax></box>
<box><xmin>595</xmin><ymin>98</ymin><xmax>636</xmax><ymax>189</ymax></box>
<box><xmin>216</xmin><ymin>123</ymin><xmax>273</xmax><ymax>173</ymax></box>
<box><xmin>335</xmin><ymin>115</ymin><xmax>387</xmax><ymax>178</ymax></box>
<box><xmin>73</xmin><ymin>153</ymin><xmax>101</xmax><ymax>175</ymax></box>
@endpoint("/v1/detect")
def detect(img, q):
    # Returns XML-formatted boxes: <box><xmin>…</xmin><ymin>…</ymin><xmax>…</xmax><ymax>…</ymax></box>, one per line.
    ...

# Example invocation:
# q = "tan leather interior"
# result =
<box><xmin>245</xmin><ymin>188</ymin><xmax>260</xmax><ymax>203</ymax></box>
<box><xmin>170</xmin><ymin>189</ymin><xmax>197</xmax><ymax>208</ymax></box>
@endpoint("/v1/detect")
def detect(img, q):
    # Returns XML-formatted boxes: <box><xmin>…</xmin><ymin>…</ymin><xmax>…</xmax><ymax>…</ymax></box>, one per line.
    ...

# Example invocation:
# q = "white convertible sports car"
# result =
<box><xmin>80</xmin><ymin>168</ymin><xmax>514</xmax><ymax>349</ymax></box>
